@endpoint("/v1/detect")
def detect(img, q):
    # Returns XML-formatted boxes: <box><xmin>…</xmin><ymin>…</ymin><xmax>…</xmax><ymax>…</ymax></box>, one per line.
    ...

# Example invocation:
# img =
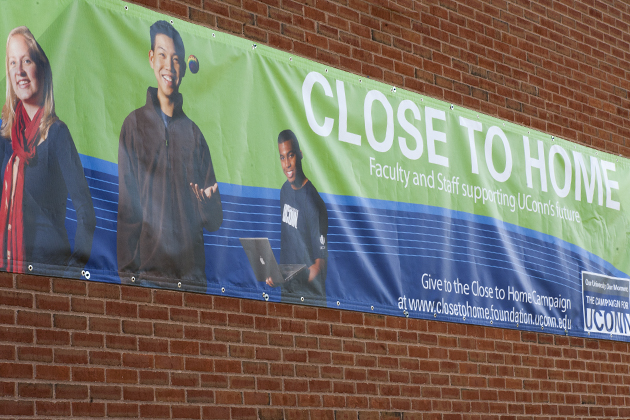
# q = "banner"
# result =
<box><xmin>1</xmin><ymin>0</ymin><xmax>629</xmax><ymax>341</ymax></box>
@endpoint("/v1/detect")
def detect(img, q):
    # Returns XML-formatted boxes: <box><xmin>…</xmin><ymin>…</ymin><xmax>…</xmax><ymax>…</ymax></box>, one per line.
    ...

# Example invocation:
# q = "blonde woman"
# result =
<box><xmin>0</xmin><ymin>26</ymin><xmax>95</xmax><ymax>273</ymax></box>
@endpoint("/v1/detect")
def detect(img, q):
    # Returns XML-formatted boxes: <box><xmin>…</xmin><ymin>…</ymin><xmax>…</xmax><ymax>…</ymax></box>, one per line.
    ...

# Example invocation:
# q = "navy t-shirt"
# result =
<box><xmin>279</xmin><ymin>180</ymin><xmax>328</xmax><ymax>303</ymax></box>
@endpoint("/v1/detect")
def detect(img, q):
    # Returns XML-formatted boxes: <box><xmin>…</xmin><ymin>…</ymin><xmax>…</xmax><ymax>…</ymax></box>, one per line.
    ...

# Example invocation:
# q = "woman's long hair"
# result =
<box><xmin>0</xmin><ymin>26</ymin><xmax>57</xmax><ymax>142</ymax></box>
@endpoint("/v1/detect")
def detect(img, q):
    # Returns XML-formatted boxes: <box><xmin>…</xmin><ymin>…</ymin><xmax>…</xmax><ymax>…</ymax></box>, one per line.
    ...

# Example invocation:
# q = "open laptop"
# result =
<box><xmin>239</xmin><ymin>238</ymin><xmax>307</xmax><ymax>286</ymax></box>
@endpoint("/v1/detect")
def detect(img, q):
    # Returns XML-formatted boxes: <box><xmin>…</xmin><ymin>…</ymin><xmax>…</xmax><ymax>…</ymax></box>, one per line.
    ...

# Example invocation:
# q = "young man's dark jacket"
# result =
<box><xmin>117</xmin><ymin>87</ymin><xmax>222</xmax><ymax>290</ymax></box>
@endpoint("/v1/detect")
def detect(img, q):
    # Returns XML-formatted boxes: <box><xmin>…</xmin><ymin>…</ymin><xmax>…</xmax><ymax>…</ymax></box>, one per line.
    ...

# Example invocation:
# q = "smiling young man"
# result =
<box><xmin>266</xmin><ymin>129</ymin><xmax>328</xmax><ymax>305</ymax></box>
<box><xmin>117</xmin><ymin>20</ymin><xmax>222</xmax><ymax>291</ymax></box>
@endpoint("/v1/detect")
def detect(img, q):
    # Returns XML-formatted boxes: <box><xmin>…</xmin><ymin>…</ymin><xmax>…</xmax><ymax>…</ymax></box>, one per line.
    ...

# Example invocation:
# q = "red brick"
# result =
<box><xmin>123</xmin><ymin>353</ymin><xmax>154</xmax><ymax>368</ymax></box>
<box><xmin>17</xmin><ymin>346</ymin><xmax>51</xmax><ymax>362</ymax></box>
<box><xmin>228</xmin><ymin>313</ymin><xmax>255</xmax><ymax>328</ymax></box>
<box><xmin>106</xmin><ymin>368</ymin><xmax>138</xmax><ymax>384</ymax></box>
<box><xmin>36</xmin><ymin>364</ymin><xmax>70</xmax><ymax>380</ymax></box>
<box><xmin>72</xmin><ymin>402</ymin><xmax>106</xmax><ymax>417</ymax></box>
<box><xmin>0</xmin><ymin>400</ymin><xmax>34</xmax><ymax>416</ymax></box>
<box><xmin>184</xmin><ymin>325</ymin><xmax>213</xmax><ymax>340</ymax></box>
<box><xmin>0</xmin><ymin>382</ymin><xmax>15</xmax><ymax>398</ymax></box>
<box><xmin>121</xmin><ymin>285</ymin><xmax>152</xmax><ymax>302</ymax></box>
<box><xmin>153</xmin><ymin>322</ymin><xmax>182</xmax><ymax>338</ymax></box>
<box><xmin>171</xmin><ymin>307</ymin><xmax>199</xmax><ymax>322</ymax></box>
<box><xmin>243</xmin><ymin>330</ymin><xmax>267</xmax><ymax>345</ymax></box>
<box><xmin>36</xmin><ymin>294</ymin><xmax>69</xmax><ymax>311</ymax></box>
<box><xmin>56</xmin><ymin>384</ymin><xmax>89</xmax><ymax>399</ymax></box>
<box><xmin>139</xmin><ymin>304</ymin><xmax>169</xmax><ymax>320</ymax></box>
<box><xmin>18</xmin><ymin>382</ymin><xmax>53</xmax><ymax>398</ymax></box>
<box><xmin>53</xmin><ymin>278</ymin><xmax>87</xmax><ymax>295</ymax></box>
<box><xmin>106</xmin><ymin>301</ymin><xmax>138</xmax><ymax>318</ymax></box>
<box><xmin>90</xmin><ymin>385</ymin><xmax>122</xmax><ymax>400</ymax></box>
<box><xmin>70</xmin><ymin>296</ymin><xmax>105</xmax><ymax>314</ymax></box>
<box><xmin>184</xmin><ymin>293</ymin><xmax>214</xmax><ymax>309</ymax></box>
<box><xmin>241</xmin><ymin>299</ymin><xmax>268</xmax><ymax>315</ymax></box>
<box><xmin>0</xmin><ymin>290</ymin><xmax>33</xmax><ymax>308</ymax></box>
<box><xmin>153</xmin><ymin>290</ymin><xmax>183</xmax><ymax>306</ymax></box>
<box><xmin>171</xmin><ymin>340</ymin><xmax>200</xmax><ymax>355</ymax></box>
<box><xmin>36</xmin><ymin>329</ymin><xmax>70</xmax><ymax>345</ymax></box>
<box><xmin>200</xmin><ymin>311</ymin><xmax>227</xmax><ymax>325</ymax></box>
<box><xmin>122</xmin><ymin>319</ymin><xmax>152</xmax><ymax>335</ymax></box>
<box><xmin>0</xmin><ymin>307</ymin><xmax>13</xmax><ymax>324</ymax></box>
<box><xmin>200</xmin><ymin>373</ymin><xmax>229</xmax><ymax>388</ymax></box>
<box><xmin>139</xmin><ymin>370</ymin><xmax>169</xmax><ymax>385</ymax></box>
<box><xmin>54</xmin><ymin>313</ymin><xmax>88</xmax><ymax>330</ymax></box>
<box><xmin>0</xmin><ymin>272</ymin><xmax>12</xmax><ymax>288</ymax></box>
<box><xmin>123</xmin><ymin>386</ymin><xmax>154</xmax><ymax>401</ymax></box>
<box><xmin>106</xmin><ymin>402</ymin><xmax>139</xmax><ymax>417</ymax></box>
<box><xmin>89</xmin><ymin>317</ymin><xmax>120</xmax><ymax>333</ymax></box>
<box><xmin>172</xmin><ymin>405</ymin><xmax>202</xmax><ymax>419</ymax></box>
<box><xmin>214</xmin><ymin>328</ymin><xmax>241</xmax><ymax>342</ymax></box>
<box><xmin>172</xmin><ymin>372</ymin><xmax>199</xmax><ymax>387</ymax></box>
<box><xmin>185</xmin><ymin>357</ymin><xmax>214</xmax><ymax>372</ymax></box>
<box><xmin>1</xmin><ymin>326</ymin><xmax>33</xmax><ymax>344</ymax></box>
<box><xmin>54</xmin><ymin>348</ymin><xmax>88</xmax><ymax>364</ymax></box>
<box><xmin>36</xmin><ymin>401</ymin><xmax>71</xmax><ymax>416</ymax></box>
<box><xmin>89</xmin><ymin>350</ymin><xmax>122</xmax><ymax>366</ymax></box>
<box><xmin>227</xmin><ymin>344</ymin><xmax>253</xmax><ymax>359</ymax></box>
<box><xmin>106</xmin><ymin>334</ymin><xmax>137</xmax><ymax>350</ymax></box>
<box><xmin>16</xmin><ymin>275</ymin><xmax>50</xmax><ymax>292</ymax></box>
<box><xmin>187</xmin><ymin>389</ymin><xmax>214</xmax><ymax>403</ymax></box>
<box><xmin>88</xmin><ymin>282</ymin><xmax>119</xmax><ymax>299</ymax></box>
<box><xmin>0</xmin><ymin>344</ymin><xmax>14</xmax><ymax>360</ymax></box>
<box><xmin>139</xmin><ymin>404</ymin><xmax>170</xmax><ymax>418</ymax></box>
<box><xmin>139</xmin><ymin>337</ymin><xmax>169</xmax><ymax>353</ymax></box>
<box><xmin>156</xmin><ymin>387</ymin><xmax>185</xmax><ymax>402</ymax></box>
<box><xmin>73</xmin><ymin>367</ymin><xmax>105</xmax><ymax>382</ymax></box>
<box><xmin>215</xmin><ymin>390</ymin><xmax>243</xmax><ymax>405</ymax></box>
<box><xmin>73</xmin><ymin>332</ymin><xmax>105</xmax><ymax>347</ymax></box>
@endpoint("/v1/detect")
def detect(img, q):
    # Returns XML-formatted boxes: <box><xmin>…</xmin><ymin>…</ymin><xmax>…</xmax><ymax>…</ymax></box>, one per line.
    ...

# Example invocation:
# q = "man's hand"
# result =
<box><xmin>190</xmin><ymin>182</ymin><xmax>218</xmax><ymax>202</ymax></box>
<box><xmin>265</xmin><ymin>277</ymin><xmax>275</xmax><ymax>287</ymax></box>
<box><xmin>308</xmin><ymin>258</ymin><xmax>326</xmax><ymax>282</ymax></box>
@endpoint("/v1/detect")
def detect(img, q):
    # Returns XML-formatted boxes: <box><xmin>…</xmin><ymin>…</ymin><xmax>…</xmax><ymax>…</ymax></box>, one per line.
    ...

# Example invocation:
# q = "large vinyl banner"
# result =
<box><xmin>2</xmin><ymin>0</ymin><xmax>630</xmax><ymax>341</ymax></box>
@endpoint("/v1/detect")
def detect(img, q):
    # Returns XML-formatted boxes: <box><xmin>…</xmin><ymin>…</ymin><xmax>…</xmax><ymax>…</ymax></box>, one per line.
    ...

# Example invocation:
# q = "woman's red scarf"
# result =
<box><xmin>0</xmin><ymin>101</ymin><xmax>43</xmax><ymax>273</ymax></box>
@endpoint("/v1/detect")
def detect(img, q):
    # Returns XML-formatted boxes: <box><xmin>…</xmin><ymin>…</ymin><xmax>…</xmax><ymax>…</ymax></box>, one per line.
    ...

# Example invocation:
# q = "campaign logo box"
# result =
<box><xmin>582</xmin><ymin>271</ymin><xmax>630</xmax><ymax>337</ymax></box>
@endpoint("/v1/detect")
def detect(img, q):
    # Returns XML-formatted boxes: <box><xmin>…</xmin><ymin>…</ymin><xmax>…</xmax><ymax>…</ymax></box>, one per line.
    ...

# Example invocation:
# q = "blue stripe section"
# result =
<box><xmin>79</xmin><ymin>154</ymin><xmax>118</xmax><ymax>176</ymax></box>
<box><xmin>219</xmin><ymin>183</ymin><xmax>280</xmax><ymax>201</ymax></box>
<box><xmin>62</xmin><ymin>155</ymin><xmax>628</xmax><ymax>340</ymax></box>
<box><xmin>220</xmin><ymin>181</ymin><xmax>627</xmax><ymax>281</ymax></box>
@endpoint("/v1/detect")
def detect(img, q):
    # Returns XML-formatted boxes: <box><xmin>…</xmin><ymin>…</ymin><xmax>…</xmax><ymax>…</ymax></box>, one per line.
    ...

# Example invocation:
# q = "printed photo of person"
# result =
<box><xmin>117</xmin><ymin>20</ymin><xmax>223</xmax><ymax>290</ymax></box>
<box><xmin>0</xmin><ymin>26</ymin><xmax>96</xmax><ymax>274</ymax></box>
<box><xmin>266</xmin><ymin>129</ymin><xmax>328</xmax><ymax>305</ymax></box>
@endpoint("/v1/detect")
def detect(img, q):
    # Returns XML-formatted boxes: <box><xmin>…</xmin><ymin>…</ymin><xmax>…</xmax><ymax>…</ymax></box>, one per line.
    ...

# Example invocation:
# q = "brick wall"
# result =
<box><xmin>2</xmin><ymin>272</ymin><xmax>630</xmax><ymax>419</ymax></box>
<box><xmin>129</xmin><ymin>0</ymin><xmax>630</xmax><ymax>156</ymax></box>
<box><xmin>3</xmin><ymin>0</ymin><xmax>630</xmax><ymax>418</ymax></box>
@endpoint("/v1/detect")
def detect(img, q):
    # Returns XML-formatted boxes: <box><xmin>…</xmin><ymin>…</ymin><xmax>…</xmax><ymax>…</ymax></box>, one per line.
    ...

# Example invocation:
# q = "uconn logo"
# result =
<box><xmin>282</xmin><ymin>204</ymin><xmax>298</xmax><ymax>229</ymax></box>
